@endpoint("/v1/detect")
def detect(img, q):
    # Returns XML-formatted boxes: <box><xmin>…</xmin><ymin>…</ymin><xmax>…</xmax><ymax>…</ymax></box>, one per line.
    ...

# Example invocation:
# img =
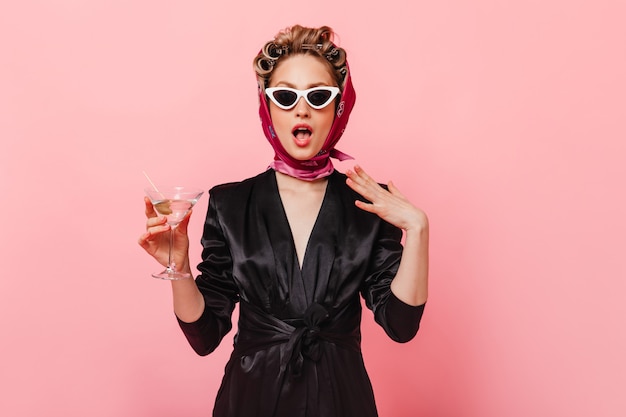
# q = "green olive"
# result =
<box><xmin>154</xmin><ymin>201</ymin><xmax>172</xmax><ymax>215</ymax></box>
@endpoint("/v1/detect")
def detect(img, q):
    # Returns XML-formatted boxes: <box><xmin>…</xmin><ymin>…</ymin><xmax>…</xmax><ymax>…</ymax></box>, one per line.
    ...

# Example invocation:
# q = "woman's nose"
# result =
<box><xmin>294</xmin><ymin>97</ymin><xmax>311</xmax><ymax>117</ymax></box>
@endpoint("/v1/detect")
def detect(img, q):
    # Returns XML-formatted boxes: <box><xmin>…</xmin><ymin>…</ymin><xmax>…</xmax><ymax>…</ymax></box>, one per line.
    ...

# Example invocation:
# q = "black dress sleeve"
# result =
<box><xmin>177</xmin><ymin>190</ymin><xmax>240</xmax><ymax>356</ymax></box>
<box><xmin>360</xmin><ymin>218</ymin><xmax>425</xmax><ymax>343</ymax></box>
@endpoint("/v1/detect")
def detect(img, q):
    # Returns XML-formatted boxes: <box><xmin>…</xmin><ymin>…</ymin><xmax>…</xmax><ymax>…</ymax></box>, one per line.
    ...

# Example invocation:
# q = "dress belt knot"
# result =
<box><xmin>280</xmin><ymin>302</ymin><xmax>330</xmax><ymax>377</ymax></box>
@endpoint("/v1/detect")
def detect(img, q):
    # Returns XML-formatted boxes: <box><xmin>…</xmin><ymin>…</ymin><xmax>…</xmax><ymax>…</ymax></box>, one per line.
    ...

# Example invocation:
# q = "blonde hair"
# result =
<box><xmin>253</xmin><ymin>25</ymin><xmax>348</xmax><ymax>89</ymax></box>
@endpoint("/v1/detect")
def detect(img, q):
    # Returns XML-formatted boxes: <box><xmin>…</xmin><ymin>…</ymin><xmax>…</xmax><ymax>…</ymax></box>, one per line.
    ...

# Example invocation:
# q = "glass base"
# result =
<box><xmin>152</xmin><ymin>268</ymin><xmax>192</xmax><ymax>280</ymax></box>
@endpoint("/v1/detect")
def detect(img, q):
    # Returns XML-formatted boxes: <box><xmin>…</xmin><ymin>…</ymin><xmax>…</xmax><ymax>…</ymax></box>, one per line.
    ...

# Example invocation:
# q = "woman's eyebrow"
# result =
<box><xmin>273</xmin><ymin>81</ymin><xmax>334</xmax><ymax>88</ymax></box>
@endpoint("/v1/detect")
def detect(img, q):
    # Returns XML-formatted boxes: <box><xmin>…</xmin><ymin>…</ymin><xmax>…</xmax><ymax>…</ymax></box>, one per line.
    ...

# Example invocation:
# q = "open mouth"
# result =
<box><xmin>292</xmin><ymin>126</ymin><xmax>312</xmax><ymax>139</ymax></box>
<box><xmin>292</xmin><ymin>125</ymin><xmax>313</xmax><ymax>145</ymax></box>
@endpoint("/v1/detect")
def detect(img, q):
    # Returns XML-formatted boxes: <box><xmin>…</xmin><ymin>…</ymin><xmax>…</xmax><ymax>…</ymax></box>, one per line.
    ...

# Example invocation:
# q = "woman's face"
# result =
<box><xmin>268</xmin><ymin>54</ymin><xmax>337</xmax><ymax>161</ymax></box>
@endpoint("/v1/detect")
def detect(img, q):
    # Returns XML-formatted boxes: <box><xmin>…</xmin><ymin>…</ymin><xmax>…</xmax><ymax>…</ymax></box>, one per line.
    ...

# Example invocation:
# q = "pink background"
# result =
<box><xmin>2</xmin><ymin>1</ymin><xmax>625</xmax><ymax>416</ymax></box>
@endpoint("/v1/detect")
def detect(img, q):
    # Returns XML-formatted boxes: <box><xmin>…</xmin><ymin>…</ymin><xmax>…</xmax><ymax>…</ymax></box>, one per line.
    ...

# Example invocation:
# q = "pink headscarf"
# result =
<box><xmin>258</xmin><ymin>62</ymin><xmax>357</xmax><ymax>181</ymax></box>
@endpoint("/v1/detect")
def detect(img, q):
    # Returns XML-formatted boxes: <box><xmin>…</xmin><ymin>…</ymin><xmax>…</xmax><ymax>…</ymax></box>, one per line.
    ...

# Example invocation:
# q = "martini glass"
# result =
<box><xmin>145</xmin><ymin>186</ymin><xmax>204</xmax><ymax>280</ymax></box>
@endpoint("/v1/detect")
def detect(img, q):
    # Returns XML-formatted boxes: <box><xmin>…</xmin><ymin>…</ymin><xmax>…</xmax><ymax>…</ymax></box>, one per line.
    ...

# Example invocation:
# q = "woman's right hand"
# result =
<box><xmin>138</xmin><ymin>197</ymin><xmax>192</xmax><ymax>273</ymax></box>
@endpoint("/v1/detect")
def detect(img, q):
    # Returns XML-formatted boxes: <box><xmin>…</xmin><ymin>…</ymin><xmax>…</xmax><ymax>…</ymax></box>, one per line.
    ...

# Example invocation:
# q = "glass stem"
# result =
<box><xmin>167</xmin><ymin>226</ymin><xmax>176</xmax><ymax>273</ymax></box>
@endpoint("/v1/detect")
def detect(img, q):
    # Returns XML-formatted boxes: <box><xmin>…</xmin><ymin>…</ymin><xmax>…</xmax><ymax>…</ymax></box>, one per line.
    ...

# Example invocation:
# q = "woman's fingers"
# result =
<box><xmin>139</xmin><ymin>197</ymin><xmax>169</xmax><ymax>252</ymax></box>
<box><xmin>347</xmin><ymin>165</ymin><xmax>374</xmax><ymax>188</ymax></box>
<box><xmin>139</xmin><ymin>220</ymin><xmax>168</xmax><ymax>242</ymax></box>
<box><xmin>146</xmin><ymin>215</ymin><xmax>168</xmax><ymax>230</ymax></box>
<box><xmin>138</xmin><ymin>231</ymin><xmax>153</xmax><ymax>249</ymax></box>
<box><xmin>144</xmin><ymin>196</ymin><xmax>158</xmax><ymax>218</ymax></box>
<box><xmin>346</xmin><ymin>166</ymin><xmax>377</xmax><ymax>199</ymax></box>
<box><xmin>347</xmin><ymin>165</ymin><xmax>389</xmax><ymax>204</ymax></box>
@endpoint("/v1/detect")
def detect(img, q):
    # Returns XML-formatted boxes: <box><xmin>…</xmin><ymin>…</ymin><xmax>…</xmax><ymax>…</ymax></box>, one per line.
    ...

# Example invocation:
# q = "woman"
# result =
<box><xmin>139</xmin><ymin>25</ymin><xmax>429</xmax><ymax>417</ymax></box>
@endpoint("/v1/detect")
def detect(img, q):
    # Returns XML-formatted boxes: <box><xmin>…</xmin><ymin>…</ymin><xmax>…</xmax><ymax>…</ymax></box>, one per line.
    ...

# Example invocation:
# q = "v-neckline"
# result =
<box><xmin>272</xmin><ymin>172</ymin><xmax>331</xmax><ymax>272</ymax></box>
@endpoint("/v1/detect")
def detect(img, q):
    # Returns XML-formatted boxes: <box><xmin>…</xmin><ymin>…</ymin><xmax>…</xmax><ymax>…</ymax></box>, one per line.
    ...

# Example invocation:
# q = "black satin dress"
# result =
<box><xmin>178</xmin><ymin>169</ymin><xmax>425</xmax><ymax>417</ymax></box>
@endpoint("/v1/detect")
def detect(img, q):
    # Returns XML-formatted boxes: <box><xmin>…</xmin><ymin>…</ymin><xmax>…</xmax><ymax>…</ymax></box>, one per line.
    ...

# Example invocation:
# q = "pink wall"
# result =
<box><xmin>2</xmin><ymin>1</ymin><xmax>624</xmax><ymax>416</ymax></box>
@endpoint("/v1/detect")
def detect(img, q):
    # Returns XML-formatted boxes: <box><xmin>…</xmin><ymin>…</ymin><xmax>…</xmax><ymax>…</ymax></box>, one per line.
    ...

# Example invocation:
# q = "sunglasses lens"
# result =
<box><xmin>271</xmin><ymin>90</ymin><xmax>298</xmax><ymax>107</ymax></box>
<box><xmin>307</xmin><ymin>89</ymin><xmax>333</xmax><ymax>107</ymax></box>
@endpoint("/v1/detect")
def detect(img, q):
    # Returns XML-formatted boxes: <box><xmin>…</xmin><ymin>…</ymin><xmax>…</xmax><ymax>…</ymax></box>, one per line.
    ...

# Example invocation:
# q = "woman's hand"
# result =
<box><xmin>138</xmin><ymin>196</ymin><xmax>192</xmax><ymax>273</ymax></box>
<box><xmin>346</xmin><ymin>165</ymin><xmax>428</xmax><ymax>232</ymax></box>
<box><xmin>347</xmin><ymin>165</ymin><xmax>429</xmax><ymax>306</ymax></box>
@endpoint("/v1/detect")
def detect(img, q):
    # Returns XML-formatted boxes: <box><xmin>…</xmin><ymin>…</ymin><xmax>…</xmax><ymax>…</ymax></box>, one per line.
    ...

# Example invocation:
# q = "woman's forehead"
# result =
<box><xmin>270</xmin><ymin>55</ymin><xmax>336</xmax><ymax>87</ymax></box>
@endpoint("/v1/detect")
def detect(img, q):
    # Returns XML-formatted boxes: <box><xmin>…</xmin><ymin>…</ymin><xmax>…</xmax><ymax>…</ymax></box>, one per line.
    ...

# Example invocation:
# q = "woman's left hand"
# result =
<box><xmin>346</xmin><ymin>165</ymin><xmax>428</xmax><ymax>232</ymax></box>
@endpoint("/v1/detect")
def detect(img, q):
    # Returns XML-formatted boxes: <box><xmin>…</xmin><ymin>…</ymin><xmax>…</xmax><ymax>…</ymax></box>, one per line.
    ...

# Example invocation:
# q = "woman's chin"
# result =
<box><xmin>288</xmin><ymin>149</ymin><xmax>322</xmax><ymax>161</ymax></box>
<box><xmin>282</xmin><ymin>144</ymin><xmax>324</xmax><ymax>161</ymax></box>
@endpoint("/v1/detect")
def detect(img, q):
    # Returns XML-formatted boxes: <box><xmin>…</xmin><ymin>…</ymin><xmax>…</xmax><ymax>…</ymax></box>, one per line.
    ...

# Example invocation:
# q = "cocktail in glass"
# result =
<box><xmin>145</xmin><ymin>186</ymin><xmax>204</xmax><ymax>280</ymax></box>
